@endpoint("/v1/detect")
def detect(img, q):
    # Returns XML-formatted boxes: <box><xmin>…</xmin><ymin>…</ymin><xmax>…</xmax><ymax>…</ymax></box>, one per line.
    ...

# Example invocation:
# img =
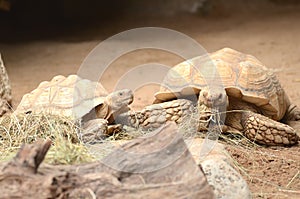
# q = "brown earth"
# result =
<box><xmin>0</xmin><ymin>1</ymin><xmax>300</xmax><ymax>198</ymax></box>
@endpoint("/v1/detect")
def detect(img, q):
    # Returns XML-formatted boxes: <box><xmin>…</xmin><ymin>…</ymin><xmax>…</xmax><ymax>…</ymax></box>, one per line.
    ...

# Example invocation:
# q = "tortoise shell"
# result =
<box><xmin>155</xmin><ymin>48</ymin><xmax>289</xmax><ymax>120</ymax></box>
<box><xmin>16</xmin><ymin>75</ymin><xmax>109</xmax><ymax>120</ymax></box>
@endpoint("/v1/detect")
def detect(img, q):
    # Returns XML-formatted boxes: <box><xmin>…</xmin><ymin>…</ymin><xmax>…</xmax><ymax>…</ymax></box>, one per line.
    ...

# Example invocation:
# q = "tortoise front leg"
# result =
<box><xmin>241</xmin><ymin>111</ymin><xmax>299</xmax><ymax>146</ymax></box>
<box><xmin>80</xmin><ymin>119</ymin><xmax>109</xmax><ymax>143</ymax></box>
<box><xmin>81</xmin><ymin>119</ymin><xmax>123</xmax><ymax>143</ymax></box>
<box><xmin>116</xmin><ymin>99</ymin><xmax>194</xmax><ymax>131</ymax></box>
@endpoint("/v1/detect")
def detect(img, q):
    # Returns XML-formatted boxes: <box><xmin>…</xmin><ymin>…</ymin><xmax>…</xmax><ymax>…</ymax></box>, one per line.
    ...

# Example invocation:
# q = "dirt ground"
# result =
<box><xmin>0</xmin><ymin>1</ymin><xmax>300</xmax><ymax>198</ymax></box>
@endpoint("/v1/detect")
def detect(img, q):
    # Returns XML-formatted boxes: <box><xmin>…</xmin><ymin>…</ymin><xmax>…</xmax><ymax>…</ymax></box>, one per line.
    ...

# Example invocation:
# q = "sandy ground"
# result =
<box><xmin>0</xmin><ymin>2</ymin><xmax>300</xmax><ymax>198</ymax></box>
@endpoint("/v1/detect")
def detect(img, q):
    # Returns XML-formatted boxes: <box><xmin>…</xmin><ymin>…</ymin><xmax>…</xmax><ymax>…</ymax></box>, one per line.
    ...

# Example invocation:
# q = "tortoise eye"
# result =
<box><xmin>119</xmin><ymin>92</ymin><xmax>123</xmax><ymax>96</ymax></box>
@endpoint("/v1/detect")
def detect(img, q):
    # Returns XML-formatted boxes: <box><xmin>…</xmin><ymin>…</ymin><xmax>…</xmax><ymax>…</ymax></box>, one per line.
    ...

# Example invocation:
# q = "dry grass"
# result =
<box><xmin>0</xmin><ymin>112</ymin><xmax>95</xmax><ymax>164</ymax></box>
<box><xmin>0</xmin><ymin>112</ymin><xmax>145</xmax><ymax>165</ymax></box>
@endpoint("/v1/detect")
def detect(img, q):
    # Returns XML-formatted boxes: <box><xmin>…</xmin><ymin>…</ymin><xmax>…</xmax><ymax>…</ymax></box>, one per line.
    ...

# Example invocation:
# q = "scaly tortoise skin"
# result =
<box><xmin>0</xmin><ymin>54</ymin><xmax>12</xmax><ymax>116</ymax></box>
<box><xmin>15</xmin><ymin>75</ymin><xmax>133</xmax><ymax>142</ymax></box>
<box><xmin>119</xmin><ymin>48</ymin><xmax>300</xmax><ymax>146</ymax></box>
<box><xmin>118</xmin><ymin>99</ymin><xmax>195</xmax><ymax>130</ymax></box>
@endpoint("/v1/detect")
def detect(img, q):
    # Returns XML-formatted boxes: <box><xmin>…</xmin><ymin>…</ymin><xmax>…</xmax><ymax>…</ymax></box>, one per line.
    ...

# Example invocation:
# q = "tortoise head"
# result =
<box><xmin>98</xmin><ymin>89</ymin><xmax>134</xmax><ymax>121</ymax></box>
<box><xmin>198</xmin><ymin>87</ymin><xmax>228</xmax><ymax>112</ymax></box>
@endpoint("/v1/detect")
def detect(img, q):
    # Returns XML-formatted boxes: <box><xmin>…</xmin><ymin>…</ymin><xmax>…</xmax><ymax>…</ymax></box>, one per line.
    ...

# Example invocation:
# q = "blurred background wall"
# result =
<box><xmin>1</xmin><ymin>0</ymin><xmax>300</xmax><ymax>26</ymax></box>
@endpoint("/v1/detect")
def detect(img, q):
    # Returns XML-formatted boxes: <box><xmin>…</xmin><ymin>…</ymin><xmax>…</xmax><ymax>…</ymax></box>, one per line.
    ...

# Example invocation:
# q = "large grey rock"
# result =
<box><xmin>186</xmin><ymin>138</ymin><xmax>252</xmax><ymax>199</ymax></box>
<box><xmin>201</xmin><ymin>158</ymin><xmax>251</xmax><ymax>199</ymax></box>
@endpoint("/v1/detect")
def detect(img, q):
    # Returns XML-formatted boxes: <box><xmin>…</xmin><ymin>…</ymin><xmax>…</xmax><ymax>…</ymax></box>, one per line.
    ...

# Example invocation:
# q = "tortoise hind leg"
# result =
<box><xmin>241</xmin><ymin>111</ymin><xmax>299</xmax><ymax>146</ymax></box>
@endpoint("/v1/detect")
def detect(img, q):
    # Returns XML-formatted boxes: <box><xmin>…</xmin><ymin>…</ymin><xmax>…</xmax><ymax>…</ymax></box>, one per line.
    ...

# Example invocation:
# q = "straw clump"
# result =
<box><xmin>0</xmin><ymin>112</ymin><xmax>95</xmax><ymax>164</ymax></box>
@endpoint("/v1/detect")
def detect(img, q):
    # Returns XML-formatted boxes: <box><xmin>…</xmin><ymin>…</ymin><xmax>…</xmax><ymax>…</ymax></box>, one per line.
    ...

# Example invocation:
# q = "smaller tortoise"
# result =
<box><xmin>0</xmin><ymin>54</ymin><xmax>12</xmax><ymax>117</ymax></box>
<box><xmin>15</xmin><ymin>75</ymin><xmax>133</xmax><ymax>143</ymax></box>
<box><xmin>119</xmin><ymin>48</ymin><xmax>300</xmax><ymax>146</ymax></box>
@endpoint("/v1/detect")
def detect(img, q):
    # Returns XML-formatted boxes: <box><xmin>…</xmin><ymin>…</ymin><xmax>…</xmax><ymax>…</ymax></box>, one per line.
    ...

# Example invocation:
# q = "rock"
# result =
<box><xmin>0</xmin><ymin>122</ymin><xmax>215</xmax><ymax>199</ymax></box>
<box><xmin>201</xmin><ymin>158</ymin><xmax>251</xmax><ymax>199</ymax></box>
<box><xmin>0</xmin><ymin>54</ymin><xmax>12</xmax><ymax>116</ymax></box>
<box><xmin>186</xmin><ymin>138</ymin><xmax>252</xmax><ymax>199</ymax></box>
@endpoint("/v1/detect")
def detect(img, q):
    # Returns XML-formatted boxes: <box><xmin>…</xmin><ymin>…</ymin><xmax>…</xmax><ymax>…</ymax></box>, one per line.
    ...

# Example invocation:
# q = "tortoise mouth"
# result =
<box><xmin>127</xmin><ymin>96</ymin><xmax>134</xmax><ymax>105</ymax></box>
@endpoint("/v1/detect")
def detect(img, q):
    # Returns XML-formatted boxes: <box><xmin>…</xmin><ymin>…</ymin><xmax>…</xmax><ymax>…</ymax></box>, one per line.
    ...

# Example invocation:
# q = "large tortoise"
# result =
<box><xmin>15</xmin><ymin>75</ymin><xmax>133</xmax><ymax>142</ymax></box>
<box><xmin>119</xmin><ymin>48</ymin><xmax>300</xmax><ymax>146</ymax></box>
